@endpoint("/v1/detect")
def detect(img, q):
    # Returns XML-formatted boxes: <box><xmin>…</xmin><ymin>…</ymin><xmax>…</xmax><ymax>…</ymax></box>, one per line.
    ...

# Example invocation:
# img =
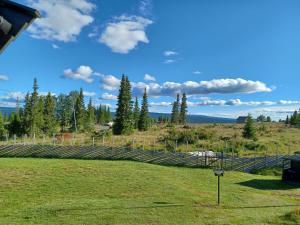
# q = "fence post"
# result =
<box><xmin>6</xmin><ymin>134</ymin><xmax>8</xmax><ymax>144</ymax></box>
<box><xmin>175</xmin><ymin>140</ymin><xmax>177</xmax><ymax>152</ymax></box>
<box><xmin>33</xmin><ymin>133</ymin><xmax>36</xmax><ymax>145</ymax></box>
<box><xmin>186</xmin><ymin>141</ymin><xmax>188</xmax><ymax>151</ymax></box>
<box><xmin>52</xmin><ymin>133</ymin><xmax>55</xmax><ymax>146</ymax></box>
<box><xmin>13</xmin><ymin>134</ymin><xmax>16</xmax><ymax>145</ymax></box>
<box><xmin>165</xmin><ymin>140</ymin><xmax>167</xmax><ymax>152</ymax></box>
<box><xmin>102</xmin><ymin>136</ymin><xmax>104</xmax><ymax>146</ymax></box>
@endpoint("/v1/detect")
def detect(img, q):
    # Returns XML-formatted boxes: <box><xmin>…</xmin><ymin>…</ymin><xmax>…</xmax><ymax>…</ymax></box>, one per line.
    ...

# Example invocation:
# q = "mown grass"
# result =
<box><xmin>0</xmin><ymin>158</ymin><xmax>299</xmax><ymax>225</ymax></box>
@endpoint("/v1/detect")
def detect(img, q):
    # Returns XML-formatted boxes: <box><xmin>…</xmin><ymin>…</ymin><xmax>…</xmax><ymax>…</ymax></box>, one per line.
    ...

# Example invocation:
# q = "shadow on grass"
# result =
<box><xmin>237</xmin><ymin>179</ymin><xmax>299</xmax><ymax>190</ymax></box>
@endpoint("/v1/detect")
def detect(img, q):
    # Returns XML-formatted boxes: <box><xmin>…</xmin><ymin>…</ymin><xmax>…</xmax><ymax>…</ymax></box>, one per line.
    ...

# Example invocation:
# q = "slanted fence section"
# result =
<box><xmin>0</xmin><ymin>145</ymin><xmax>221</xmax><ymax>168</ymax></box>
<box><xmin>0</xmin><ymin>144</ymin><xmax>297</xmax><ymax>173</ymax></box>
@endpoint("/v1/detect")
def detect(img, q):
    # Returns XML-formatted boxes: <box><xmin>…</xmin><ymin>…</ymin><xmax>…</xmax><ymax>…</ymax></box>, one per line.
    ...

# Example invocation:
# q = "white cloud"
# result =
<box><xmin>99</xmin><ymin>93</ymin><xmax>118</xmax><ymax>100</ymax></box>
<box><xmin>52</xmin><ymin>44</ymin><xmax>60</xmax><ymax>49</ymax></box>
<box><xmin>193</xmin><ymin>70</ymin><xmax>202</xmax><ymax>75</ymax></box>
<box><xmin>28</xmin><ymin>0</ymin><xmax>95</xmax><ymax>42</ymax></box>
<box><xmin>132</xmin><ymin>78</ymin><xmax>272</xmax><ymax>97</ymax></box>
<box><xmin>163</xmin><ymin>59</ymin><xmax>176</xmax><ymax>64</ymax></box>
<box><xmin>164</xmin><ymin>50</ymin><xmax>178</xmax><ymax>56</ymax></box>
<box><xmin>63</xmin><ymin>65</ymin><xmax>94</xmax><ymax>83</ymax></box>
<box><xmin>139</xmin><ymin>0</ymin><xmax>152</xmax><ymax>16</ymax></box>
<box><xmin>100</xmin><ymin>15</ymin><xmax>153</xmax><ymax>54</ymax></box>
<box><xmin>144</xmin><ymin>73</ymin><xmax>156</xmax><ymax>81</ymax></box>
<box><xmin>0</xmin><ymin>92</ymin><xmax>26</xmax><ymax>107</ymax></box>
<box><xmin>83</xmin><ymin>91</ymin><xmax>96</xmax><ymax>97</ymax></box>
<box><xmin>149</xmin><ymin>102</ymin><xmax>172</xmax><ymax>107</ymax></box>
<box><xmin>97</xmin><ymin>73</ymin><xmax>120</xmax><ymax>91</ymax></box>
<box><xmin>0</xmin><ymin>75</ymin><xmax>8</xmax><ymax>81</ymax></box>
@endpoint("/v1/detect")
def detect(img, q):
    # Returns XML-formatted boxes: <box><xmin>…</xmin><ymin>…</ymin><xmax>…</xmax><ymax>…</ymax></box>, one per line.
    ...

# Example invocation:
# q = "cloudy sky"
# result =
<box><xmin>1</xmin><ymin>0</ymin><xmax>300</xmax><ymax>120</ymax></box>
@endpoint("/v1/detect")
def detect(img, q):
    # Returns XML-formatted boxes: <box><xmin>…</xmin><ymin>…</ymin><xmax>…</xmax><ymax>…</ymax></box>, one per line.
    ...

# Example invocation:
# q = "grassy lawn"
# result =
<box><xmin>0</xmin><ymin>158</ymin><xmax>299</xmax><ymax>225</ymax></box>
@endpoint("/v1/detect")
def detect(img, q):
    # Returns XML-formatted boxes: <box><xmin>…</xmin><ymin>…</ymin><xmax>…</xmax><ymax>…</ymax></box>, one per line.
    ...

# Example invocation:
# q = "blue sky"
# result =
<box><xmin>0</xmin><ymin>0</ymin><xmax>300</xmax><ymax>120</ymax></box>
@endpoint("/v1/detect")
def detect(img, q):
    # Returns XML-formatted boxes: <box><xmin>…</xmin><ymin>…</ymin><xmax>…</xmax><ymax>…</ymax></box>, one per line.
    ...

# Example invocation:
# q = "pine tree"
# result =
<box><xmin>113</xmin><ymin>75</ymin><xmax>134</xmax><ymax>135</ymax></box>
<box><xmin>179</xmin><ymin>92</ymin><xmax>188</xmax><ymax>124</ymax></box>
<box><xmin>56</xmin><ymin>94</ymin><xmax>72</xmax><ymax>132</ymax></box>
<box><xmin>266</xmin><ymin>116</ymin><xmax>271</xmax><ymax>122</ymax></box>
<box><xmin>138</xmin><ymin>89</ymin><xmax>150</xmax><ymax>131</ymax></box>
<box><xmin>171</xmin><ymin>94</ymin><xmax>180</xmax><ymax>124</ymax></box>
<box><xmin>243</xmin><ymin>114</ymin><xmax>256</xmax><ymax>140</ymax></box>
<box><xmin>72</xmin><ymin>88</ymin><xmax>85</xmax><ymax>132</ymax></box>
<box><xmin>285</xmin><ymin>116</ymin><xmax>290</xmax><ymax>126</ymax></box>
<box><xmin>133</xmin><ymin>97</ymin><xmax>140</xmax><ymax>129</ymax></box>
<box><xmin>0</xmin><ymin>112</ymin><xmax>6</xmax><ymax>138</ymax></box>
<box><xmin>43</xmin><ymin>92</ymin><xmax>57</xmax><ymax>135</ymax></box>
<box><xmin>85</xmin><ymin>97</ymin><xmax>95</xmax><ymax>131</ymax></box>
<box><xmin>28</xmin><ymin>78</ymin><xmax>44</xmax><ymax>136</ymax></box>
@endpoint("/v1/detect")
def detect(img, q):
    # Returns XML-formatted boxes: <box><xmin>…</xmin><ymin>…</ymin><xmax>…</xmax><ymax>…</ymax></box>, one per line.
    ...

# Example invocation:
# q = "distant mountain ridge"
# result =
<box><xmin>0</xmin><ymin>107</ymin><xmax>236</xmax><ymax>123</ymax></box>
<box><xmin>149</xmin><ymin>112</ymin><xmax>236</xmax><ymax>123</ymax></box>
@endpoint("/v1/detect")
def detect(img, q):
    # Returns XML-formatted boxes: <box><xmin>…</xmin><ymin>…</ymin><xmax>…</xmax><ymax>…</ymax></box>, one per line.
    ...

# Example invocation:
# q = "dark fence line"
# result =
<box><xmin>0</xmin><ymin>144</ymin><xmax>297</xmax><ymax>172</ymax></box>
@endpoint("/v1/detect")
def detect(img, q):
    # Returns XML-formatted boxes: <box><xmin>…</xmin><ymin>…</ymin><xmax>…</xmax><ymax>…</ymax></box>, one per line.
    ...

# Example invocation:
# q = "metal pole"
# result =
<box><xmin>218</xmin><ymin>176</ymin><xmax>220</xmax><ymax>205</ymax></box>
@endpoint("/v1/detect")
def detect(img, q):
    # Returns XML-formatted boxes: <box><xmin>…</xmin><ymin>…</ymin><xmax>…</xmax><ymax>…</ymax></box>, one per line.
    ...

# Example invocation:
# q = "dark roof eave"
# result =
<box><xmin>0</xmin><ymin>0</ymin><xmax>41</xmax><ymax>18</ymax></box>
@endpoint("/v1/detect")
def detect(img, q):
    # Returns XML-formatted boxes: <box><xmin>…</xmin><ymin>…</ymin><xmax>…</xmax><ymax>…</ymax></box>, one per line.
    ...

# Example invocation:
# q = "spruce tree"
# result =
<box><xmin>133</xmin><ymin>97</ymin><xmax>140</xmax><ymax>129</ymax></box>
<box><xmin>138</xmin><ymin>89</ymin><xmax>150</xmax><ymax>131</ymax></box>
<box><xmin>180</xmin><ymin>92</ymin><xmax>188</xmax><ymax>124</ymax></box>
<box><xmin>56</xmin><ymin>94</ymin><xmax>71</xmax><ymax>132</ymax></box>
<box><xmin>113</xmin><ymin>75</ymin><xmax>134</xmax><ymax>135</ymax></box>
<box><xmin>8</xmin><ymin>112</ymin><xmax>22</xmax><ymax>136</ymax></box>
<box><xmin>0</xmin><ymin>112</ymin><xmax>6</xmax><ymax>138</ymax></box>
<box><xmin>22</xmin><ymin>92</ymin><xmax>31</xmax><ymax>134</ymax></box>
<box><xmin>29</xmin><ymin>78</ymin><xmax>44</xmax><ymax>136</ymax></box>
<box><xmin>43</xmin><ymin>92</ymin><xmax>57</xmax><ymax>135</ymax></box>
<box><xmin>72</xmin><ymin>88</ymin><xmax>85</xmax><ymax>132</ymax></box>
<box><xmin>171</xmin><ymin>94</ymin><xmax>180</xmax><ymax>124</ymax></box>
<box><xmin>243</xmin><ymin>114</ymin><xmax>256</xmax><ymax>140</ymax></box>
<box><xmin>85</xmin><ymin>97</ymin><xmax>95</xmax><ymax>131</ymax></box>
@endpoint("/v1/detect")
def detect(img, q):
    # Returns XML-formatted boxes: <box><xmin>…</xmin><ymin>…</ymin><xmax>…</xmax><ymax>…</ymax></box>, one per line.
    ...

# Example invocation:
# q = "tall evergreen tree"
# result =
<box><xmin>56</xmin><ymin>94</ymin><xmax>72</xmax><ymax>132</ymax></box>
<box><xmin>243</xmin><ymin>114</ymin><xmax>256</xmax><ymax>140</ymax></box>
<box><xmin>171</xmin><ymin>94</ymin><xmax>180</xmax><ymax>124</ymax></box>
<box><xmin>133</xmin><ymin>97</ymin><xmax>140</xmax><ymax>129</ymax></box>
<box><xmin>138</xmin><ymin>89</ymin><xmax>150</xmax><ymax>131</ymax></box>
<box><xmin>285</xmin><ymin>115</ymin><xmax>290</xmax><ymax>125</ymax></box>
<box><xmin>179</xmin><ymin>92</ymin><xmax>188</xmax><ymax>124</ymax></box>
<box><xmin>0</xmin><ymin>112</ymin><xmax>6</xmax><ymax>138</ymax></box>
<box><xmin>43</xmin><ymin>92</ymin><xmax>57</xmax><ymax>135</ymax></box>
<box><xmin>85</xmin><ymin>97</ymin><xmax>95</xmax><ymax>131</ymax></box>
<box><xmin>28</xmin><ymin>78</ymin><xmax>44</xmax><ymax>136</ymax></box>
<box><xmin>113</xmin><ymin>75</ymin><xmax>134</xmax><ymax>135</ymax></box>
<box><xmin>72</xmin><ymin>88</ymin><xmax>85</xmax><ymax>132</ymax></box>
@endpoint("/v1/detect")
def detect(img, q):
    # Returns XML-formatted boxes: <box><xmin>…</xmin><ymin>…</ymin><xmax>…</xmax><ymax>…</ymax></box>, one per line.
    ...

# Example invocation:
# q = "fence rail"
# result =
<box><xmin>0</xmin><ymin>144</ymin><xmax>298</xmax><ymax>172</ymax></box>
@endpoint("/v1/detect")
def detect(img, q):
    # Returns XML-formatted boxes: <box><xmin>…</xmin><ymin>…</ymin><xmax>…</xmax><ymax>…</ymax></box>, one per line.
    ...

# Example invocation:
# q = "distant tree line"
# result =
<box><xmin>0</xmin><ymin>78</ymin><xmax>112</xmax><ymax>138</ymax></box>
<box><xmin>285</xmin><ymin>109</ymin><xmax>300</xmax><ymax>127</ymax></box>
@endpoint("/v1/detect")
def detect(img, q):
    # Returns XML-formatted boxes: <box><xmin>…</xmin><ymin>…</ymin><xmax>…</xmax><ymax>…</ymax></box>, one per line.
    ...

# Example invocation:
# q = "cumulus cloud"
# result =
<box><xmin>132</xmin><ymin>78</ymin><xmax>272</xmax><ymax>97</ymax></box>
<box><xmin>63</xmin><ymin>65</ymin><xmax>94</xmax><ymax>83</ymax></box>
<box><xmin>0</xmin><ymin>75</ymin><xmax>8</xmax><ymax>81</ymax></box>
<box><xmin>164</xmin><ymin>50</ymin><xmax>178</xmax><ymax>56</ymax></box>
<box><xmin>144</xmin><ymin>73</ymin><xmax>156</xmax><ymax>81</ymax></box>
<box><xmin>97</xmin><ymin>73</ymin><xmax>120</xmax><ymax>91</ymax></box>
<box><xmin>28</xmin><ymin>0</ymin><xmax>95</xmax><ymax>42</ymax></box>
<box><xmin>0</xmin><ymin>92</ymin><xmax>26</xmax><ymax>107</ymax></box>
<box><xmin>148</xmin><ymin>99</ymin><xmax>300</xmax><ymax>108</ymax></box>
<box><xmin>100</xmin><ymin>15</ymin><xmax>153</xmax><ymax>54</ymax></box>
<box><xmin>83</xmin><ymin>91</ymin><xmax>96</xmax><ymax>97</ymax></box>
<box><xmin>99</xmin><ymin>93</ymin><xmax>118</xmax><ymax>100</ymax></box>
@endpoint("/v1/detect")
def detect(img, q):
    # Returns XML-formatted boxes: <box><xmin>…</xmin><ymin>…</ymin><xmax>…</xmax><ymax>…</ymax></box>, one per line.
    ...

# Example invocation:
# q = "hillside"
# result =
<box><xmin>0</xmin><ymin>158</ymin><xmax>299</xmax><ymax>225</ymax></box>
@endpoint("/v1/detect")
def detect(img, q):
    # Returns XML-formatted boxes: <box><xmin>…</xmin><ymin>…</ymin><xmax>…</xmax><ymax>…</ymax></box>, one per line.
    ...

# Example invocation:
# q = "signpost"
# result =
<box><xmin>213</xmin><ymin>152</ymin><xmax>224</xmax><ymax>205</ymax></box>
<box><xmin>0</xmin><ymin>0</ymin><xmax>40</xmax><ymax>53</ymax></box>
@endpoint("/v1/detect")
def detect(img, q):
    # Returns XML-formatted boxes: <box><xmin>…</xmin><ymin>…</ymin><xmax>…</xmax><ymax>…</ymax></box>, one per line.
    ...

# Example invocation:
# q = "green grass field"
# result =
<box><xmin>0</xmin><ymin>158</ymin><xmax>300</xmax><ymax>225</ymax></box>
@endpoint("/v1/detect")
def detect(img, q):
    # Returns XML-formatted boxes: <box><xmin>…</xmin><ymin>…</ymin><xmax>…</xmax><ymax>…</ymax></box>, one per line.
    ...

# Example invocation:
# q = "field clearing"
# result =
<box><xmin>0</xmin><ymin>158</ymin><xmax>300</xmax><ymax>225</ymax></box>
<box><xmin>2</xmin><ymin>123</ymin><xmax>300</xmax><ymax>156</ymax></box>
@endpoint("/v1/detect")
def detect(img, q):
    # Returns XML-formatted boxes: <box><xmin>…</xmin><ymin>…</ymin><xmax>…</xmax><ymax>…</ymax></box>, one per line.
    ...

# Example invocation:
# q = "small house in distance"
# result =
<box><xmin>282</xmin><ymin>157</ymin><xmax>300</xmax><ymax>183</ymax></box>
<box><xmin>236</xmin><ymin>116</ymin><xmax>248</xmax><ymax>124</ymax></box>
